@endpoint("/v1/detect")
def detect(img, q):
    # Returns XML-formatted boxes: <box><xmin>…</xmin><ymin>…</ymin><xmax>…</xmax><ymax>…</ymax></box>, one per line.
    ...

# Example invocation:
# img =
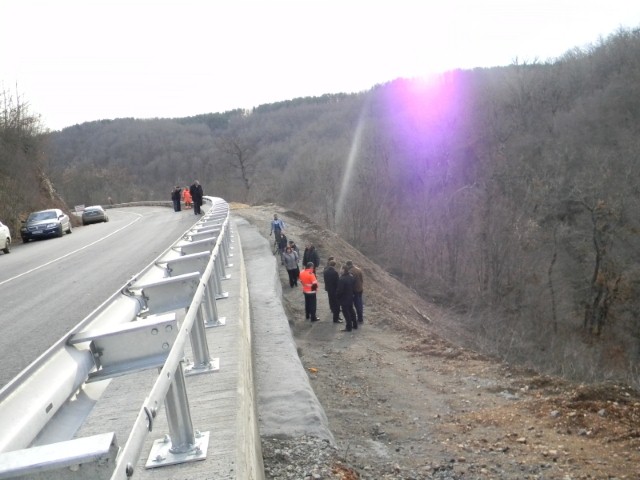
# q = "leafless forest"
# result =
<box><xmin>3</xmin><ymin>27</ymin><xmax>640</xmax><ymax>387</ymax></box>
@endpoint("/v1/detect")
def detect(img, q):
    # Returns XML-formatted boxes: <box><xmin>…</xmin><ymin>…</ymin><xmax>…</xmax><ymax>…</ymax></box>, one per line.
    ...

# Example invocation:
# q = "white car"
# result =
<box><xmin>0</xmin><ymin>220</ymin><xmax>10</xmax><ymax>254</ymax></box>
<box><xmin>82</xmin><ymin>205</ymin><xmax>109</xmax><ymax>225</ymax></box>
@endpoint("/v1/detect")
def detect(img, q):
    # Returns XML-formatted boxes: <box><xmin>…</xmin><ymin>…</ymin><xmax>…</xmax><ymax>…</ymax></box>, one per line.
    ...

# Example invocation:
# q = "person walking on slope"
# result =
<box><xmin>346</xmin><ymin>260</ymin><xmax>364</xmax><ymax>324</ymax></box>
<box><xmin>171</xmin><ymin>186</ymin><xmax>182</xmax><ymax>212</ymax></box>
<box><xmin>323</xmin><ymin>258</ymin><xmax>342</xmax><ymax>323</ymax></box>
<box><xmin>302</xmin><ymin>243</ymin><xmax>320</xmax><ymax>274</ymax></box>
<box><xmin>270</xmin><ymin>214</ymin><xmax>285</xmax><ymax>245</ymax></box>
<box><xmin>282</xmin><ymin>245</ymin><xmax>300</xmax><ymax>288</ymax></box>
<box><xmin>277</xmin><ymin>232</ymin><xmax>288</xmax><ymax>265</ymax></box>
<box><xmin>299</xmin><ymin>262</ymin><xmax>320</xmax><ymax>322</ymax></box>
<box><xmin>288</xmin><ymin>239</ymin><xmax>299</xmax><ymax>255</ymax></box>
<box><xmin>336</xmin><ymin>265</ymin><xmax>357</xmax><ymax>331</ymax></box>
<box><xmin>189</xmin><ymin>180</ymin><xmax>204</xmax><ymax>215</ymax></box>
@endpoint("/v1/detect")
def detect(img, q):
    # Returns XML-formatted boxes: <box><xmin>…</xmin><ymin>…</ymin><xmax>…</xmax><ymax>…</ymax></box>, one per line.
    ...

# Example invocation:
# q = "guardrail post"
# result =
<box><xmin>126</xmin><ymin>274</ymin><xmax>219</xmax><ymax>375</ymax></box>
<box><xmin>226</xmin><ymin>227</ymin><xmax>234</xmax><ymax>257</ymax></box>
<box><xmin>213</xmin><ymin>253</ymin><xmax>229</xmax><ymax>299</ymax></box>
<box><xmin>145</xmin><ymin>362</ymin><xmax>210</xmax><ymax>469</ymax></box>
<box><xmin>184</xmin><ymin>305</ymin><xmax>220</xmax><ymax>375</ymax></box>
<box><xmin>202</xmin><ymin>280</ymin><xmax>225</xmax><ymax>327</ymax></box>
<box><xmin>220</xmin><ymin>225</ymin><xmax>234</xmax><ymax>265</ymax></box>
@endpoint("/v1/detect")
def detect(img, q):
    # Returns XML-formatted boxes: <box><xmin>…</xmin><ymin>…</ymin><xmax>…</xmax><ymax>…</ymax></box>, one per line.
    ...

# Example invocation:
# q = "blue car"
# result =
<box><xmin>21</xmin><ymin>209</ymin><xmax>72</xmax><ymax>242</ymax></box>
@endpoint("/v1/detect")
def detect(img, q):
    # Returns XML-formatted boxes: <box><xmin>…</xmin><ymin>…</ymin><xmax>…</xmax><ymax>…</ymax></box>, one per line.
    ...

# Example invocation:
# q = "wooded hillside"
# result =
<box><xmin>0</xmin><ymin>91</ymin><xmax>68</xmax><ymax>233</ymax></box>
<box><xmin>7</xmin><ymin>27</ymin><xmax>640</xmax><ymax>386</ymax></box>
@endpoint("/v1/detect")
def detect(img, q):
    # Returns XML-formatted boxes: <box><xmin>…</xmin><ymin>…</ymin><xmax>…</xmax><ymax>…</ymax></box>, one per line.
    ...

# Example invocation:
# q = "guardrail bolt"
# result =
<box><xmin>163</xmin><ymin>434</ymin><xmax>171</xmax><ymax>443</ymax></box>
<box><xmin>151</xmin><ymin>328</ymin><xmax>159</xmax><ymax>335</ymax></box>
<box><xmin>162</xmin><ymin>342</ymin><xmax>170</xmax><ymax>350</ymax></box>
<box><xmin>125</xmin><ymin>463</ymin><xmax>134</xmax><ymax>477</ymax></box>
<box><xmin>165</xmin><ymin>324</ymin><xmax>173</xmax><ymax>333</ymax></box>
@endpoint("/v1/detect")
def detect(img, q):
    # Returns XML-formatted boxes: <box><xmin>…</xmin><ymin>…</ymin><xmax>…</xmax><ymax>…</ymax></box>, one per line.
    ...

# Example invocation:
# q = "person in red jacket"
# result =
<box><xmin>299</xmin><ymin>262</ymin><xmax>320</xmax><ymax>322</ymax></box>
<box><xmin>182</xmin><ymin>187</ymin><xmax>192</xmax><ymax>208</ymax></box>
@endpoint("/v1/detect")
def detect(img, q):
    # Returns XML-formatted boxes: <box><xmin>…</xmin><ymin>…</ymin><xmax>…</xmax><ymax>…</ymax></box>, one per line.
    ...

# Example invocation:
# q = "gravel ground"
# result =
<box><xmin>261</xmin><ymin>436</ymin><xmax>460</xmax><ymax>480</ymax></box>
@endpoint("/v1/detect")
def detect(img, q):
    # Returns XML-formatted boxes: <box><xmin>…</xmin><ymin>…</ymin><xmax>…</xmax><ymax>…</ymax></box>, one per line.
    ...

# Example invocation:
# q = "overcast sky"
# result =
<box><xmin>1</xmin><ymin>0</ymin><xmax>639</xmax><ymax>131</ymax></box>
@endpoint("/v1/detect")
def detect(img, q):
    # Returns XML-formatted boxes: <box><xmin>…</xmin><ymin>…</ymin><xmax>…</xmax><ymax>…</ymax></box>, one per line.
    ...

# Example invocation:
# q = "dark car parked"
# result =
<box><xmin>21</xmin><ymin>209</ymin><xmax>72</xmax><ymax>242</ymax></box>
<box><xmin>82</xmin><ymin>205</ymin><xmax>109</xmax><ymax>225</ymax></box>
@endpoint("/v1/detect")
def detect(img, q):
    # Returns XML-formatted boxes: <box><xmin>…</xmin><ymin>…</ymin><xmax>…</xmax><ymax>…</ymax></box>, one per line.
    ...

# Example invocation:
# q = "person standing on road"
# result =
<box><xmin>189</xmin><ymin>180</ymin><xmax>204</xmax><ymax>215</ymax></box>
<box><xmin>182</xmin><ymin>186</ymin><xmax>192</xmax><ymax>209</ymax></box>
<box><xmin>336</xmin><ymin>265</ymin><xmax>357</xmax><ymax>331</ymax></box>
<box><xmin>346</xmin><ymin>260</ymin><xmax>364</xmax><ymax>324</ymax></box>
<box><xmin>270</xmin><ymin>214</ymin><xmax>285</xmax><ymax>245</ymax></box>
<box><xmin>302</xmin><ymin>243</ymin><xmax>320</xmax><ymax>274</ymax></box>
<box><xmin>283</xmin><ymin>245</ymin><xmax>300</xmax><ymax>288</ymax></box>
<box><xmin>299</xmin><ymin>262</ymin><xmax>320</xmax><ymax>322</ymax></box>
<box><xmin>323</xmin><ymin>258</ymin><xmax>342</xmax><ymax>323</ymax></box>
<box><xmin>171</xmin><ymin>186</ymin><xmax>182</xmax><ymax>212</ymax></box>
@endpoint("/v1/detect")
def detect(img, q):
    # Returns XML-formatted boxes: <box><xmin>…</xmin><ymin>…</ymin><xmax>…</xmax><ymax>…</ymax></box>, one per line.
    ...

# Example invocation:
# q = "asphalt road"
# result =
<box><xmin>0</xmin><ymin>206</ymin><xmax>203</xmax><ymax>389</ymax></box>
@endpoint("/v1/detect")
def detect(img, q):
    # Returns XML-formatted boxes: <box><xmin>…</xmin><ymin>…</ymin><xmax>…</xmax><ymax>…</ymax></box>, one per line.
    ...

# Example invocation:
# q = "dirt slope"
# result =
<box><xmin>234</xmin><ymin>204</ymin><xmax>640</xmax><ymax>480</ymax></box>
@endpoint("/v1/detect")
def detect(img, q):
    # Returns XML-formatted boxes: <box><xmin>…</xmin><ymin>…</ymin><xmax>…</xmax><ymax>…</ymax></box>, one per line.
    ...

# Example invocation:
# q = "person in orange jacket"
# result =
<box><xmin>299</xmin><ymin>262</ymin><xmax>320</xmax><ymax>322</ymax></box>
<box><xmin>182</xmin><ymin>187</ymin><xmax>192</xmax><ymax>208</ymax></box>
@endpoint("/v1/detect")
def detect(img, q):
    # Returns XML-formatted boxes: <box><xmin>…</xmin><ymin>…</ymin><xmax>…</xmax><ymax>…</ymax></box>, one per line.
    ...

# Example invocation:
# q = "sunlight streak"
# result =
<box><xmin>335</xmin><ymin>106</ymin><xmax>367</xmax><ymax>227</ymax></box>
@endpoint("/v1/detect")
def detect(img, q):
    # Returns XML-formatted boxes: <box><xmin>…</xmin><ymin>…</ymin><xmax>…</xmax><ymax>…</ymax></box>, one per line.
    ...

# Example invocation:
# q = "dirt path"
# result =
<box><xmin>235</xmin><ymin>204</ymin><xmax>640</xmax><ymax>480</ymax></box>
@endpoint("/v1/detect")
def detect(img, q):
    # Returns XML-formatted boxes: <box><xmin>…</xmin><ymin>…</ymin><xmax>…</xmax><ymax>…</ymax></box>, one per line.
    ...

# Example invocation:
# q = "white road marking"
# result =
<box><xmin>0</xmin><ymin>213</ymin><xmax>143</xmax><ymax>287</ymax></box>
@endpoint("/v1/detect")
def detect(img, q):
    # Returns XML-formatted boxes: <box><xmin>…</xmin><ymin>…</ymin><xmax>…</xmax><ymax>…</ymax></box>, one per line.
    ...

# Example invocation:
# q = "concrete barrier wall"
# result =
<box><xmin>234</xmin><ymin>226</ymin><xmax>265</xmax><ymax>480</ymax></box>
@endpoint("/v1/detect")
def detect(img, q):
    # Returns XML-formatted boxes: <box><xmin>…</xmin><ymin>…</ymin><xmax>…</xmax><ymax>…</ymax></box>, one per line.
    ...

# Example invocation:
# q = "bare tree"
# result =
<box><xmin>0</xmin><ymin>87</ymin><xmax>48</xmax><ymax>230</ymax></box>
<box><xmin>214</xmin><ymin>133</ymin><xmax>258</xmax><ymax>201</ymax></box>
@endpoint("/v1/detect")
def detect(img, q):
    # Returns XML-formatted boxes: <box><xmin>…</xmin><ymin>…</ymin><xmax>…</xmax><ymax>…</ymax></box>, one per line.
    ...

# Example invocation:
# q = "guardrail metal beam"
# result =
<box><xmin>0</xmin><ymin>432</ymin><xmax>118</xmax><ymax>480</ymax></box>
<box><xmin>177</xmin><ymin>237</ymin><xmax>216</xmax><ymax>256</ymax></box>
<box><xmin>0</xmin><ymin>197</ymin><xmax>237</xmax><ymax>477</ymax></box>
<box><xmin>162</xmin><ymin>253</ymin><xmax>226</xmax><ymax>327</ymax></box>
<box><xmin>68</xmin><ymin>314</ymin><xmax>179</xmax><ymax>382</ymax></box>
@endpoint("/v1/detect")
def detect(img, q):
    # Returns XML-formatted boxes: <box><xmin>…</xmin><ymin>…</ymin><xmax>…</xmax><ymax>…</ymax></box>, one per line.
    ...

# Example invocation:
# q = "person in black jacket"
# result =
<box><xmin>189</xmin><ymin>180</ymin><xmax>204</xmax><ymax>215</ymax></box>
<box><xmin>323</xmin><ymin>258</ymin><xmax>341</xmax><ymax>323</ymax></box>
<box><xmin>336</xmin><ymin>265</ymin><xmax>357</xmax><ymax>331</ymax></box>
<box><xmin>277</xmin><ymin>233</ymin><xmax>288</xmax><ymax>264</ymax></box>
<box><xmin>171</xmin><ymin>186</ymin><xmax>182</xmax><ymax>212</ymax></box>
<box><xmin>302</xmin><ymin>243</ymin><xmax>319</xmax><ymax>274</ymax></box>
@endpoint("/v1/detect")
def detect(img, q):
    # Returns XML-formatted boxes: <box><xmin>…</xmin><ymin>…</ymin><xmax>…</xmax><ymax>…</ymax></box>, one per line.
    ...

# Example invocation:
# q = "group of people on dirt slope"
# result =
<box><xmin>170</xmin><ymin>180</ymin><xmax>204</xmax><ymax>215</ymax></box>
<box><xmin>269</xmin><ymin>213</ymin><xmax>364</xmax><ymax>332</ymax></box>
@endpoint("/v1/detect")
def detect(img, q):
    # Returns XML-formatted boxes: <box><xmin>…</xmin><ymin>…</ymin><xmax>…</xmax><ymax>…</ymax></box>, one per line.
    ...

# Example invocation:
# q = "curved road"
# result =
<box><xmin>0</xmin><ymin>206</ymin><xmax>203</xmax><ymax>389</ymax></box>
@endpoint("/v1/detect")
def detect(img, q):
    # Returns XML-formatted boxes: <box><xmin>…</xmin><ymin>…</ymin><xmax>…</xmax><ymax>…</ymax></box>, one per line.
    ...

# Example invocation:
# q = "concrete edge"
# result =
<box><xmin>236</xmin><ymin>216</ymin><xmax>335</xmax><ymax>443</ymax></box>
<box><xmin>233</xmin><ymin>221</ymin><xmax>266</xmax><ymax>479</ymax></box>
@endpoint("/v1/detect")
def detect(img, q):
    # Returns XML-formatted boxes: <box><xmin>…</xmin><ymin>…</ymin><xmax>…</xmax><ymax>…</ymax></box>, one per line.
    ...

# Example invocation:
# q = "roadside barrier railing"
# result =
<box><xmin>0</xmin><ymin>196</ymin><xmax>234</xmax><ymax>479</ymax></box>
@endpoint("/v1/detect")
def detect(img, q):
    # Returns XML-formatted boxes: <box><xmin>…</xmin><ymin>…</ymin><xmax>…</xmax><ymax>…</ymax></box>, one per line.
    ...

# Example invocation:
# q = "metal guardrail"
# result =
<box><xmin>0</xmin><ymin>197</ymin><xmax>235</xmax><ymax>479</ymax></box>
